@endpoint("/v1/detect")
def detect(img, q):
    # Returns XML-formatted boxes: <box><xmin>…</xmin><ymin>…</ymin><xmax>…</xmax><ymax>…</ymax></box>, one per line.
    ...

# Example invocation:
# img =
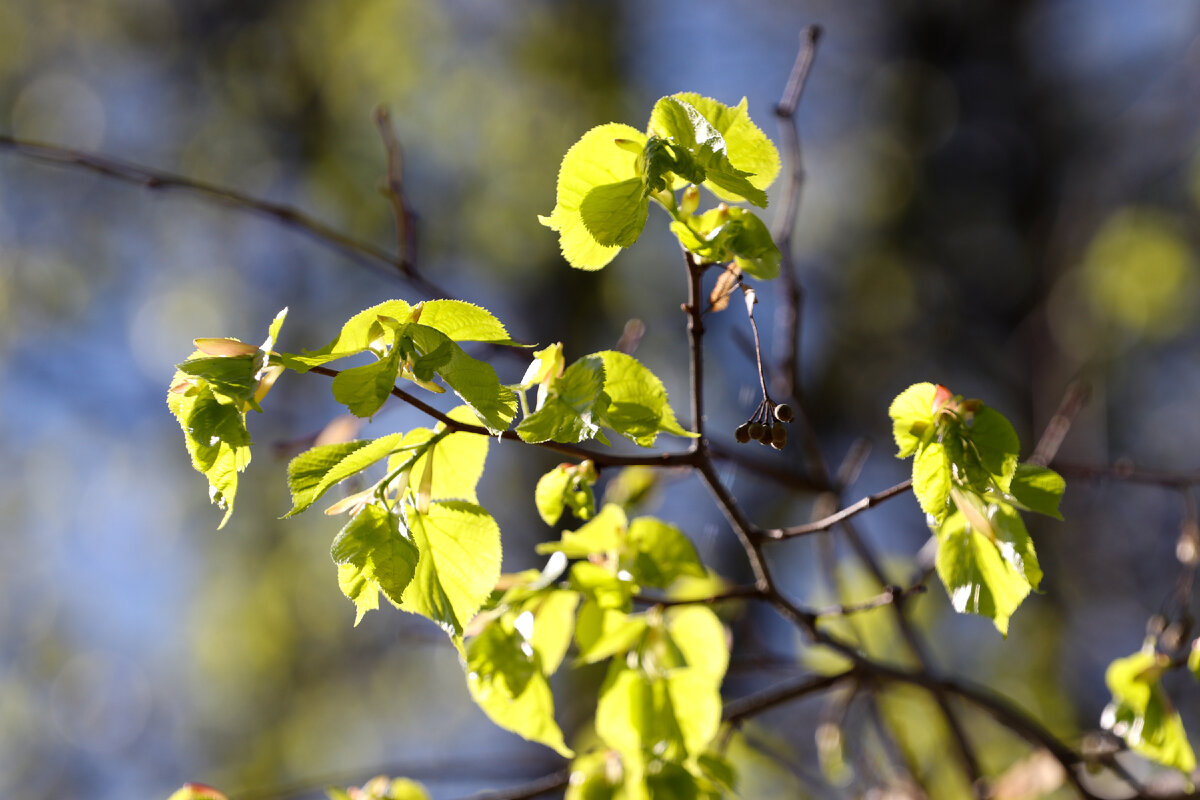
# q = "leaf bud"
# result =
<box><xmin>748</xmin><ymin>422</ymin><xmax>765</xmax><ymax>441</ymax></box>
<box><xmin>734</xmin><ymin>423</ymin><xmax>751</xmax><ymax>443</ymax></box>
<box><xmin>578</xmin><ymin>459</ymin><xmax>599</xmax><ymax>484</ymax></box>
<box><xmin>773</xmin><ymin>403</ymin><xmax>794</xmax><ymax>422</ymax></box>
<box><xmin>680</xmin><ymin>185</ymin><xmax>700</xmax><ymax>216</ymax></box>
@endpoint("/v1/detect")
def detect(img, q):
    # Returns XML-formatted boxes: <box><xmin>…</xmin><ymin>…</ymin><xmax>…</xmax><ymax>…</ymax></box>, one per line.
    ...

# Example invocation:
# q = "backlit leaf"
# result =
<box><xmin>415</xmin><ymin>300</ymin><xmax>519</xmax><ymax>345</ymax></box>
<box><xmin>1010</xmin><ymin>464</ymin><xmax>1066</xmax><ymax>520</ymax></box>
<box><xmin>401</xmin><ymin>501</ymin><xmax>502</xmax><ymax>638</ymax></box>
<box><xmin>539</xmin><ymin>123</ymin><xmax>647</xmax><ymax>270</ymax></box>
<box><xmin>518</xmin><ymin>355</ymin><xmax>609</xmax><ymax>444</ymax></box>
<box><xmin>285</xmin><ymin>434</ymin><xmax>407</xmax><ymax>517</ymax></box>
<box><xmin>1103</xmin><ymin>649</ymin><xmax>1196</xmax><ymax>773</ymax></box>
<box><xmin>331</xmin><ymin>504</ymin><xmax>419</xmax><ymax>625</ymax></box>
<box><xmin>595</xmin><ymin>350</ymin><xmax>696</xmax><ymax>447</ymax></box>
<box><xmin>889</xmin><ymin>382</ymin><xmax>938</xmax><ymax>458</ymax></box>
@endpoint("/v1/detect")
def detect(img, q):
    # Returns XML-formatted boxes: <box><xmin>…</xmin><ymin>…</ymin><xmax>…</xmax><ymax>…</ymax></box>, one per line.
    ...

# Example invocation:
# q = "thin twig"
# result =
<box><xmin>813</xmin><ymin>583</ymin><xmax>928</xmax><ymax>619</ymax></box>
<box><xmin>0</xmin><ymin>132</ymin><xmax>448</xmax><ymax>296</ymax></box>
<box><xmin>1029</xmin><ymin>380</ymin><xmax>1091</xmax><ymax>467</ymax></box>
<box><xmin>305</xmin><ymin>365</ymin><xmax>700</xmax><ymax>470</ymax></box>
<box><xmin>373</xmin><ymin>106</ymin><xmax>425</xmax><ymax>289</ymax></box>
<box><xmin>451</xmin><ymin>768</ymin><xmax>571</xmax><ymax>800</ymax></box>
<box><xmin>722</xmin><ymin>669</ymin><xmax>854</xmax><ymax>724</ymax></box>
<box><xmin>761</xmin><ymin>479</ymin><xmax>913</xmax><ymax>540</ymax></box>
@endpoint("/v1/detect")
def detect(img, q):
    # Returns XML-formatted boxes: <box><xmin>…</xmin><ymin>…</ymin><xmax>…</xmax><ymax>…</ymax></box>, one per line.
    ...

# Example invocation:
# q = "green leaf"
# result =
<box><xmin>535</xmin><ymin>464</ymin><xmax>595</xmax><ymax>526</ymax></box>
<box><xmin>580</xmin><ymin>177</ymin><xmax>650</xmax><ymax>247</ymax></box>
<box><xmin>518</xmin><ymin>355</ymin><xmax>609</xmax><ymax>444</ymax></box>
<box><xmin>401</xmin><ymin>501</ymin><xmax>502</xmax><ymax>638</ymax></box>
<box><xmin>406</xmin><ymin>407</ymin><xmax>491</xmax><ymax>503</ymax></box>
<box><xmin>570</xmin><ymin>561</ymin><xmax>636</xmax><ymax>611</ymax></box>
<box><xmin>465</xmin><ymin>613</ymin><xmax>573</xmax><ymax>757</ymax></box>
<box><xmin>1103</xmin><ymin>649</ymin><xmax>1197</xmax><ymax>773</ymax></box>
<box><xmin>596</xmin><ymin>663</ymin><xmax>686</xmax><ymax>766</ymax></box>
<box><xmin>175</xmin><ymin>355</ymin><xmax>258</xmax><ymax>408</ymax></box>
<box><xmin>603</xmin><ymin>466</ymin><xmax>660</xmax><ymax>512</ymax></box>
<box><xmin>1190</xmin><ymin>639</ymin><xmax>1200</xmax><ymax>680</ymax></box>
<box><xmin>625</xmin><ymin>517</ymin><xmax>705</xmax><ymax>588</ymax></box>
<box><xmin>889</xmin><ymin>382</ymin><xmax>938</xmax><ymax>458</ymax></box>
<box><xmin>524</xmin><ymin>589</ymin><xmax>580</xmax><ymax>676</ymax></box>
<box><xmin>538</xmin><ymin>503</ymin><xmax>627</xmax><ymax>559</ymax></box>
<box><xmin>285</xmin><ymin>434</ymin><xmax>407</xmax><ymax>517</ymax></box>
<box><xmin>278</xmin><ymin>300</ymin><xmax>414</xmax><ymax>372</ymax></box>
<box><xmin>167</xmin><ymin>378</ymin><xmax>251</xmax><ymax>529</ymax></box>
<box><xmin>671</xmin><ymin>93</ymin><xmax>780</xmax><ymax>199</ymax></box>
<box><xmin>647</xmin><ymin>96</ymin><xmax>771</xmax><ymax>207</ymax></box>
<box><xmin>912</xmin><ymin>442</ymin><xmax>951</xmax><ymax>522</ymax></box>
<box><xmin>405</xmin><ymin>325</ymin><xmax>517</xmax><ymax>434</ymax></box>
<box><xmin>414</xmin><ymin>300</ymin><xmax>519</xmax><ymax>345</ymax></box>
<box><xmin>666</xmin><ymin>667</ymin><xmax>723</xmax><ymax>757</ymax></box>
<box><xmin>1010</xmin><ymin>464</ymin><xmax>1066</xmax><ymax>520</ymax></box>
<box><xmin>935</xmin><ymin>504</ymin><xmax>1036</xmax><ymax>636</ymax></box>
<box><xmin>331</xmin><ymin>342</ymin><xmax>402</xmax><ymax>418</ymax></box>
<box><xmin>539</xmin><ymin>123</ymin><xmax>648</xmax><ymax>270</ymax></box>
<box><xmin>575</xmin><ymin>606</ymin><xmax>648</xmax><ymax>664</ymax></box>
<box><xmin>595</xmin><ymin>350</ymin><xmax>696</xmax><ymax>446</ymax></box>
<box><xmin>726</xmin><ymin>209</ymin><xmax>781</xmax><ymax>280</ymax></box>
<box><xmin>966</xmin><ymin>406</ymin><xmax>1020</xmax><ymax>491</ymax></box>
<box><xmin>331</xmin><ymin>504</ymin><xmax>419</xmax><ymax>625</ymax></box>
<box><xmin>665</xmin><ymin>606</ymin><xmax>729</xmax><ymax>683</ymax></box>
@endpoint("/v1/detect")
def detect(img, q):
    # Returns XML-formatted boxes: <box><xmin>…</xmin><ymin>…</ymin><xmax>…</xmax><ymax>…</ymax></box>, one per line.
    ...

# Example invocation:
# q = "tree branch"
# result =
<box><xmin>0</xmin><ymin>132</ymin><xmax>449</xmax><ymax>296</ymax></box>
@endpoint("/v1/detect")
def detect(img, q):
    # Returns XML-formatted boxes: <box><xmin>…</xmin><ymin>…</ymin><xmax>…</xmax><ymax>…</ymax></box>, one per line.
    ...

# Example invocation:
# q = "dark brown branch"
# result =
<box><xmin>771</xmin><ymin>26</ymin><xmax>821</xmax><ymax>404</ymax></box>
<box><xmin>451</xmin><ymin>768</ymin><xmax>571</xmax><ymax>800</ymax></box>
<box><xmin>305</xmin><ymin>365</ymin><xmax>700</xmax><ymax>470</ymax></box>
<box><xmin>813</xmin><ymin>582</ymin><xmax>927</xmax><ymax>619</ymax></box>
<box><xmin>633</xmin><ymin>585</ymin><xmax>766</xmax><ymax>607</ymax></box>
<box><xmin>722</xmin><ymin>669</ymin><xmax>854</xmax><ymax>724</ymax></box>
<box><xmin>761</xmin><ymin>479</ymin><xmax>913</xmax><ymax>540</ymax></box>
<box><xmin>0</xmin><ymin>132</ymin><xmax>448</xmax><ymax>296</ymax></box>
<box><xmin>685</xmin><ymin>251</ymin><xmax>707</xmax><ymax>441</ymax></box>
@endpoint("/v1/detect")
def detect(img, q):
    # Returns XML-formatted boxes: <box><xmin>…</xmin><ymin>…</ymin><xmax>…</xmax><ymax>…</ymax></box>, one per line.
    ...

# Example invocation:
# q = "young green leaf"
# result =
<box><xmin>465</xmin><ymin>613</ymin><xmax>573</xmax><ymax>757</ymax></box>
<box><xmin>539</xmin><ymin>123</ymin><xmax>648</xmax><ymax>270</ymax></box>
<box><xmin>647</xmin><ymin>95</ymin><xmax>776</xmax><ymax>208</ymax></box>
<box><xmin>405</xmin><ymin>325</ymin><xmax>517</xmax><ymax>433</ymax></box>
<box><xmin>670</xmin><ymin>93</ymin><xmax>780</xmax><ymax>199</ymax></box>
<box><xmin>1102</xmin><ymin>649</ymin><xmax>1197</xmax><ymax>774</ymax></box>
<box><xmin>524</xmin><ymin>589</ymin><xmax>581</xmax><ymax>676</ymax></box>
<box><xmin>413</xmin><ymin>299</ymin><xmax>520</xmax><ymax>345</ymax></box>
<box><xmin>167</xmin><ymin>376</ymin><xmax>252</xmax><ymax>529</ymax></box>
<box><xmin>934</xmin><ymin>498</ymin><xmax>1042</xmax><ymax>636</ymax></box>
<box><xmin>889</xmin><ymin>382</ymin><xmax>938</xmax><ymax>458</ymax></box>
<box><xmin>595</xmin><ymin>350</ymin><xmax>696</xmax><ymax>446</ymax></box>
<box><xmin>624</xmin><ymin>517</ymin><xmax>705</xmax><ymax>588</ymax></box>
<box><xmin>404</xmin><ymin>407</ymin><xmax>491</xmax><ymax>504</ymax></box>
<box><xmin>517</xmin><ymin>355</ymin><xmax>609</xmax><ymax>444</ymax></box>
<box><xmin>538</xmin><ymin>502</ymin><xmax>627</xmax><ymax>559</ymax></box>
<box><xmin>912</xmin><ymin>441</ymin><xmax>951</xmax><ymax>522</ymax></box>
<box><xmin>330</xmin><ymin>504</ymin><xmax>419</xmax><ymax>625</ymax></box>
<box><xmin>278</xmin><ymin>300</ymin><xmax>414</xmax><ymax>372</ymax></box>
<box><xmin>579</xmin><ymin>177</ymin><xmax>651</xmax><ymax>247</ymax></box>
<box><xmin>1010</xmin><ymin>464</ymin><xmax>1066</xmax><ymax>520</ymax></box>
<box><xmin>284</xmin><ymin>433</ymin><xmax>407</xmax><ymax>517</ymax></box>
<box><xmin>534</xmin><ymin>463</ymin><xmax>596</xmax><ymax>526</ymax></box>
<box><xmin>401</xmin><ymin>500</ymin><xmax>502</xmax><ymax>638</ymax></box>
<box><xmin>331</xmin><ymin>340</ymin><xmax>402</xmax><ymax>418</ymax></box>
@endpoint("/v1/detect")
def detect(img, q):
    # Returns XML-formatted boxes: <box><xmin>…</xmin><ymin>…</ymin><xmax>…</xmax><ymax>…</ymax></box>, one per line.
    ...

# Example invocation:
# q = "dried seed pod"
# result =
<box><xmin>756</xmin><ymin>424</ymin><xmax>774</xmax><ymax>444</ymax></box>
<box><xmin>734</xmin><ymin>423</ymin><xmax>752</xmax><ymax>443</ymax></box>
<box><xmin>774</xmin><ymin>403</ymin><xmax>794</xmax><ymax>423</ymax></box>
<box><xmin>770</xmin><ymin>437</ymin><xmax>786</xmax><ymax>450</ymax></box>
<box><xmin>748</xmin><ymin>422</ymin><xmax>765</xmax><ymax>441</ymax></box>
<box><xmin>771</xmin><ymin>422</ymin><xmax>787</xmax><ymax>443</ymax></box>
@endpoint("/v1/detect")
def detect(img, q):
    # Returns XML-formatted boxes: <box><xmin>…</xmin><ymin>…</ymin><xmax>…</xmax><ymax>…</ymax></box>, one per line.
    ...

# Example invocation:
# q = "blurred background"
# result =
<box><xmin>2</xmin><ymin>1</ymin><xmax>1200</xmax><ymax>798</ymax></box>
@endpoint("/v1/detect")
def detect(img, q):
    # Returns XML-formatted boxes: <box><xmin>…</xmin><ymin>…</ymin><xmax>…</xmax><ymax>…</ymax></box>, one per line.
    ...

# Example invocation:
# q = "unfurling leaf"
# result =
<box><xmin>1102</xmin><ymin>648</ymin><xmax>1196</xmax><ymax>773</ymax></box>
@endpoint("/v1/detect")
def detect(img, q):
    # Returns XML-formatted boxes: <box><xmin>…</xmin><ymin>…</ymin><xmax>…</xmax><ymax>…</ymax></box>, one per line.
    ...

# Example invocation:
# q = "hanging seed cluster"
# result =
<box><xmin>735</xmin><ymin>399</ymin><xmax>793</xmax><ymax>450</ymax></box>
